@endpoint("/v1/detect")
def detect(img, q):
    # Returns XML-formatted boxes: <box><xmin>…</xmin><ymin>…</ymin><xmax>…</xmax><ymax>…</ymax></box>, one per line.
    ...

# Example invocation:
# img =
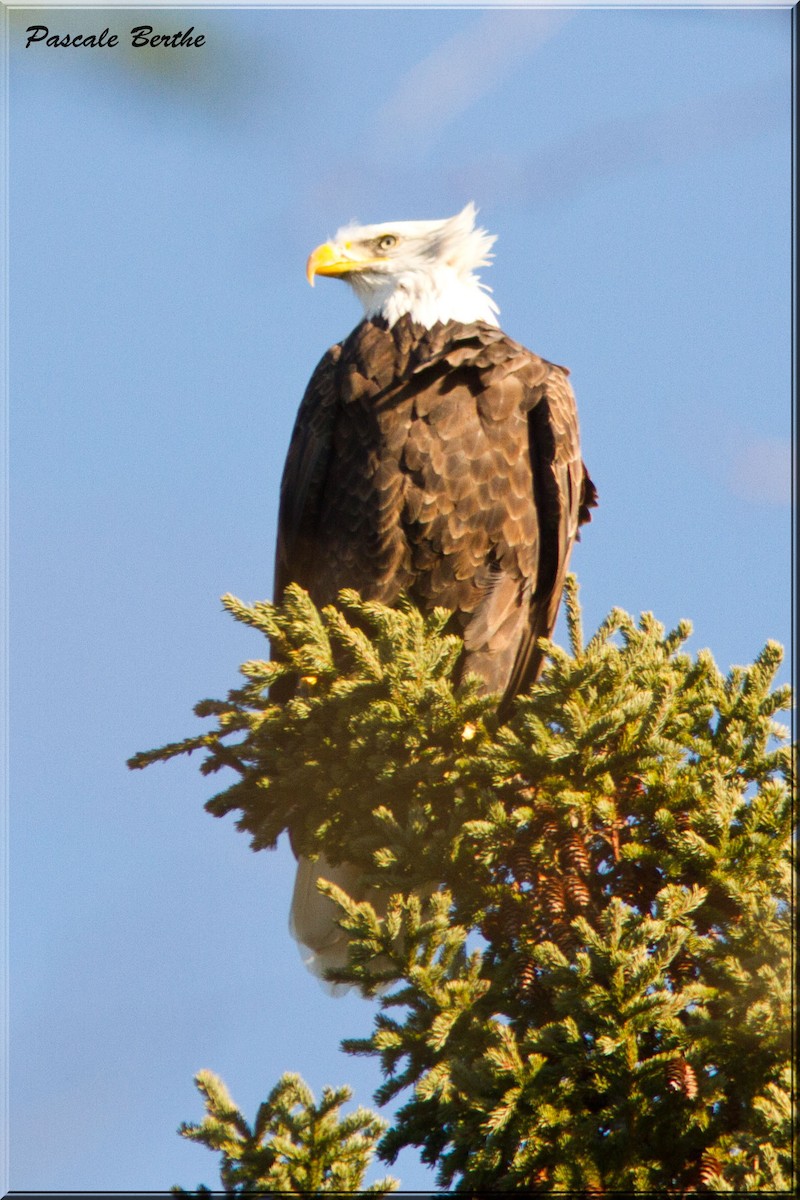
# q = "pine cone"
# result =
<box><xmin>671</xmin><ymin>951</ymin><xmax>696</xmax><ymax>980</ymax></box>
<box><xmin>552</xmin><ymin>921</ymin><xmax>575</xmax><ymax>952</ymax></box>
<box><xmin>519</xmin><ymin>954</ymin><xmax>537</xmax><ymax>995</ymax></box>
<box><xmin>534</xmin><ymin>808</ymin><xmax>561</xmax><ymax>845</ymax></box>
<box><xmin>564</xmin><ymin>873</ymin><xmax>591</xmax><ymax>909</ymax></box>
<box><xmin>560</xmin><ymin>830</ymin><xmax>591</xmax><ymax>875</ymax></box>
<box><xmin>697</xmin><ymin>1151</ymin><xmax>723</xmax><ymax>1188</ymax></box>
<box><xmin>508</xmin><ymin>843</ymin><xmax>535</xmax><ymax>884</ymax></box>
<box><xmin>540</xmin><ymin>875</ymin><xmax>567</xmax><ymax>916</ymax></box>
<box><xmin>667</xmin><ymin>1058</ymin><xmax>698</xmax><ymax>1099</ymax></box>
<box><xmin>499</xmin><ymin>895</ymin><xmax>525</xmax><ymax>942</ymax></box>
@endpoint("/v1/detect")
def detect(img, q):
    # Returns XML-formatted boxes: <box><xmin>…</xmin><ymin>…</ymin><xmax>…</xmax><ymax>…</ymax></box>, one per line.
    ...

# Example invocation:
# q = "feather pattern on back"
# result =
<box><xmin>275</xmin><ymin>315</ymin><xmax>594</xmax><ymax>705</ymax></box>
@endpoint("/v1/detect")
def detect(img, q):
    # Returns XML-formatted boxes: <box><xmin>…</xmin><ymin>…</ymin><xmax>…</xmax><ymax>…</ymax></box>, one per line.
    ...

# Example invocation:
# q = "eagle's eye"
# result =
<box><xmin>376</xmin><ymin>234</ymin><xmax>397</xmax><ymax>252</ymax></box>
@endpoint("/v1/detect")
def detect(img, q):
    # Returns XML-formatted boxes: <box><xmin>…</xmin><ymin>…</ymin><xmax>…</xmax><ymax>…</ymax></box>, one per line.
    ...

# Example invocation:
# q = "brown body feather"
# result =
<box><xmin>275</xmin><ymin>314</ymin><xmax>595</xmax><ymax>713</ymax></box>
<box><xmin>276</xmin><ymin>314</ymin><xmax>596</xmax><ymax>985</ymax></box>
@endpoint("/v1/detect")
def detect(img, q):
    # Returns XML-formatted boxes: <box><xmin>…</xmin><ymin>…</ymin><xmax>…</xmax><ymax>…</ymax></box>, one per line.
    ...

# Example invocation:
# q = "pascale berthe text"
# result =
<box><xmin>25</xmin><ymin>26</ymin><xmax>207</xmax><ymax>49</ymax></box>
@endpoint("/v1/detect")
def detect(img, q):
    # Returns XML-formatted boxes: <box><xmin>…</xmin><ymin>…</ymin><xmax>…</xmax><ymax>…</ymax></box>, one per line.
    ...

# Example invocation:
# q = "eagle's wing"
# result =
<box><xmin>274</xmin><ymin>343</ymin><xmax>342</xmax><ymax>603</ymax></box>
<box><xmin>495</xmin><ymin>364</ymin><xmax>592</xmax><ymax>718</ymax></box>
<box><xmin>396</xmin><ymin>322</ymin><xmax>594</xmax><ymax>716</ymax></box>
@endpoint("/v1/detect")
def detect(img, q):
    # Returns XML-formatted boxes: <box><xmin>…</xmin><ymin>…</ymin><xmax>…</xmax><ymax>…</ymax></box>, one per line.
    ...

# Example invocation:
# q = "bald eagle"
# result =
<box><xmin>276</xmin><ymin>203</ymin><xmax>596</xmax><ymax>982</ymax></box>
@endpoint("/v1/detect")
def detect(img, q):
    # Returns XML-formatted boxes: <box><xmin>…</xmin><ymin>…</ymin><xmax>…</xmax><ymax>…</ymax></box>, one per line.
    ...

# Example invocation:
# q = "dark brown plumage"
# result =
<box><xmin>275</xmin><ymin>313</ymin><xmax>596</xmax><ymax>716</ymax></box>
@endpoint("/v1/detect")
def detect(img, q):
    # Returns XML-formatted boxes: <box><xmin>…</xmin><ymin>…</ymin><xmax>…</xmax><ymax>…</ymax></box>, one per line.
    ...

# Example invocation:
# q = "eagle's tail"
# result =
<box><xmin>289</xmin><ymin>855</ymin><xmax>365</xmax><ymax>994</ymax></box>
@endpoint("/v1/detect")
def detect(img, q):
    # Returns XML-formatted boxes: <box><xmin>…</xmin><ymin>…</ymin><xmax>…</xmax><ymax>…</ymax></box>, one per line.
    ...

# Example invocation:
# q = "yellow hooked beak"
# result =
<box><xmin>306</xmin><ymin>242</ymin><xmax>356</xmax><ymax>286</ymax></box>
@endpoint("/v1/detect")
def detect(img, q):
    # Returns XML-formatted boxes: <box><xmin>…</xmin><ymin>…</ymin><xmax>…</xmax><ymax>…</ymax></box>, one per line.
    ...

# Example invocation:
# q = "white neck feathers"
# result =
<box><xmin>350</xmin><ymin>265</ymin><xmax>500</xmax><ymax>329</ymax></box>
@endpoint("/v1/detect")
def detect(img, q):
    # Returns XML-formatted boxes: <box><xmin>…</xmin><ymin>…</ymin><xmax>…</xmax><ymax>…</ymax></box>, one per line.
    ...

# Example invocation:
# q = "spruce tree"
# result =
<box><xmin>131</xmin><ymin>579</ymin><xmax>794</xmax><ymax>1193</ymax></box>
<box><xmin>171</xmin><ymin>1070</ymin><xmax>396</xmax><ymax>1196</ymax></box>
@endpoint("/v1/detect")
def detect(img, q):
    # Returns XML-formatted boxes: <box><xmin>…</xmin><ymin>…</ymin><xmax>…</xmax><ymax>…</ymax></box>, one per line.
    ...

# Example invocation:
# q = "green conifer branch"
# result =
<box><xmin>136</xmin><ymin>577</ymin><xmax>793</xmax><ymax>1193</ymax></box>
<box><xmin>172</xmin><ymin>1070</ymin><xmax>397</xmax><ymax>1195</ymax></box>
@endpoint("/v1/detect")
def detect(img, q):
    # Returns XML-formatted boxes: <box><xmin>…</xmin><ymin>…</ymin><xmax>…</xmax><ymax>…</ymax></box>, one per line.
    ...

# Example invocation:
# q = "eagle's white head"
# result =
<box><xmin>306</xmin><ymin>202</ymin><xmax>500</xmax><ymax>329</ymax></box>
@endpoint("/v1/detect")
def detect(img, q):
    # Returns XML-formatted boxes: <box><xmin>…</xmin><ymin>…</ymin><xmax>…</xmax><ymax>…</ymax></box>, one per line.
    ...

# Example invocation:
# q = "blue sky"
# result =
<box><xmin>7</xmin><ymin>1</ymin><xmax>793</xmax><ymax>1191</ymax></box>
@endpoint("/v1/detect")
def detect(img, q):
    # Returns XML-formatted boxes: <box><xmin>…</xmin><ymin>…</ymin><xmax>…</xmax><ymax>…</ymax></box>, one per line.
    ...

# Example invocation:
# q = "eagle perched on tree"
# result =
<box><xmin>275</xmin><ymin>203</ymin><xmax>596</xmax><ymax>981</ymax></box>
